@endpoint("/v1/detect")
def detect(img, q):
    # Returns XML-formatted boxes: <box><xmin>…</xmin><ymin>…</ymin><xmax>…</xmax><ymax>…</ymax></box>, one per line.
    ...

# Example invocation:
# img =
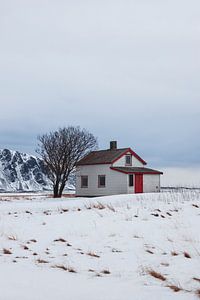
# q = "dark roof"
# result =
<box><xmin>111</xmin><ymin>167</ymin><xmax>163</xmax><ymax>175</ymax></box>
<box><xmin>77</xmin><ymin>148</ymin><xmax>129</xmax><ymax>166</ymax></box>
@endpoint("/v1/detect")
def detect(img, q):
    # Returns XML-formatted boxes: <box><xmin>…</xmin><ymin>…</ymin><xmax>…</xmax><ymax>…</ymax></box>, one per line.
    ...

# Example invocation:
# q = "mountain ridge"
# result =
<box><xmin>0</xmin><ymin>148</ymin><xmax>52</xmax><ymax>192</ymax></box>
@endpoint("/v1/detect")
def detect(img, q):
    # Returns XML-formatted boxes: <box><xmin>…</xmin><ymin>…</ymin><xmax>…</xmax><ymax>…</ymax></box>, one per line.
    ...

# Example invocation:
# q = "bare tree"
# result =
<box><xmin>37</xmin><ymin>126</ymin><xmax>97</xmax><ymax>198</ymax></box>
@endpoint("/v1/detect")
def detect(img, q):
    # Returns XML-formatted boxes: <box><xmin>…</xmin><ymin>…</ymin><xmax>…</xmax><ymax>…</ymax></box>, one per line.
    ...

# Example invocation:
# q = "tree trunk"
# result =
<box><xmin>53</xmin><ymin>182</ymin><xmax>60</xmax><ymax>198</ymax></box>
<box><xmin>58</xmin><ymin>180</ymin><xmax>67</xmax><ymax>198</ymax></box>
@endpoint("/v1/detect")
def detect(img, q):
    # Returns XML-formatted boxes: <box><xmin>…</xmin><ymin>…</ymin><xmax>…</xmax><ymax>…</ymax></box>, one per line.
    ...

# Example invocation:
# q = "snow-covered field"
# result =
<box><xmin>0</xmin><ymin>191</ymin><xmax>200</xmax><ymax>300</ymax></box>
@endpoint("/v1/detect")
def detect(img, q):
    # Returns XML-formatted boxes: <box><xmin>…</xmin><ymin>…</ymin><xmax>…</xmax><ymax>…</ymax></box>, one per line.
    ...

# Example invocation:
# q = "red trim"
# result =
<box><xmin>111</xmin><ymin>148</ymin><xmax>147</xmax><ymax>165</ymax></box>
<box><xmin>110</xmin><ymin>167</ymin><xmax>163</xmax><ymax>175</ymax></box>
<box><xmin>77</xmin><ymin>162</ymin><xmax>111</xmax><ymax>166</ymax></box>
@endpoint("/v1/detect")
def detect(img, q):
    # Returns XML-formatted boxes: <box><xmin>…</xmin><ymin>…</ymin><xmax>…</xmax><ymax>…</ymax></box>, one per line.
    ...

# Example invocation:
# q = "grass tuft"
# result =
<box><xmin>196</xmin><ymin>289</ymin><xmax>200</xmax><ymax>298</ymax></box>
<box><xmin>166</xmin><ymin>285</ymin><xmax>182</xmax><ymax>292</ymax></box>
<box><xmin>22</xmin><ymin>245</ymin><xmax>29</xmax><ymax>250</ymax></box>
<box><xmin>52</xmin><ymin>265</ymin><xmax>77</xmax><ymax>273</ymax></box>
<box><xmin>147</xmin><ymin>269</ymin><xmax>167</xmax><ymax>281</ymax></box>
<box><xmin>29</xmin><ymin>239</ymin><xmax>37</xmax><ymax>243</ymax></box>
<box><xmin>3</xmin><ymin>248</ymin><xmax>12</xmax><ymax>255</ymax></box>
<box><xmin>146</xmin><ymin>249</ymin><xmax>154</xmax><ymax>254</ymax></box>
<box><xmin>101</xmin><ymin>269</ymin><xmax>111</xmax><ymax>275</ymax></box>
<box><xmin>88</xmin><ymin>269</ymin><xmax>95</xmax><ymax>272</ymax></box>
<box><xmin>171</xmin><ymin>251</ymin><xmax>178</xmax><ymax>256</ymax></box>
<box><xmin>36</xmin><ymin>259</ymin><xmax>49</xmax><ymax>264</ymax></box>
<box><xmin>87</xmin><ymin>252</ymin><xmax>100</xmax><ymax>258</ymax></box>
<box><xmin>8</xmin><ymin>235</ymin><xmax>17</xmax><ymax>241</ymax></box>
<box><xmin>93</xmin><ymin>202</ymin><xmax>106</xmax><ymax>210</ymax></box>
<box><xmin>192</xmin><ymin>204</ymin><xmax>199</xmax><ymax>208</ymax></box>
<box><xmin>54</xmin><ymin>238</ymin><xmax>67</xmax><ymax>243</ymax></box>
<box><xmin>183</xmin><ymin>251</ymin><xmax>191</xmax><ymax>258</ymax></box>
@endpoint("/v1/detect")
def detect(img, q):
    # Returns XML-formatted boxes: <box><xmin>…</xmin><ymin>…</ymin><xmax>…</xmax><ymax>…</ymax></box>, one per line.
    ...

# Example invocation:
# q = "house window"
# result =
<box><xmin>98</xmin><ymin>175</ymin><xmax>106</xmax><ymax>188</ymax></box>
<box><xmin>129</xmin><ymin>174</ymin><xmax>133</xmax><ymax>187</ymax></box>
<box><xmin>81</xmin><ymin>176</ymin><xmax>88</xmax><ymax>188</ymax></box>
<box><xmin>125</xmin><ymin>155</ymin><xmax>132</xmax><ymax>166</ymax></box>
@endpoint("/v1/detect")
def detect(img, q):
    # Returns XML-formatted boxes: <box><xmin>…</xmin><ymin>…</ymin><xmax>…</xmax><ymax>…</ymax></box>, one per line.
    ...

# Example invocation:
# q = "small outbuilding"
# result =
<box><xmin>76</xmin><ymin>141</ymin><xmax>163</xmax><ymax>197</ymax></box>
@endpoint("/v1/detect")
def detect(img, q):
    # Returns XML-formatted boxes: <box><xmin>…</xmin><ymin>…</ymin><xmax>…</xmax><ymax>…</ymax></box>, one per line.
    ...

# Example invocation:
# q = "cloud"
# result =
<box><xmin>0</xmin><ymin>0</ymin><xmax>199</xmax><ymax>168</ymax></box>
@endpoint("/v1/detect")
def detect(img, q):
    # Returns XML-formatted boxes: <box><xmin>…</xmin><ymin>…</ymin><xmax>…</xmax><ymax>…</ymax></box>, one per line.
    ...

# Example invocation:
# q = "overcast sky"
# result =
<box><xmin>0</xmin><ymin>0</ymin><xmax>200</xmax><ymax>173</ymax></box>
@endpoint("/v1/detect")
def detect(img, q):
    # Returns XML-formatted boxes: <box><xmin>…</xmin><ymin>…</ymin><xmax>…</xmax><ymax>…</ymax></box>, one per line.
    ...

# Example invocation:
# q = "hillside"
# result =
<box><xmin>0</xmin><ymin>191</ymin><xmax>199</xmax><ymax>299</ymax></box>
<box><xmin>0</xmin><ymin>149</ymin><xmax>52</xmax><ymax>192</ymax></box>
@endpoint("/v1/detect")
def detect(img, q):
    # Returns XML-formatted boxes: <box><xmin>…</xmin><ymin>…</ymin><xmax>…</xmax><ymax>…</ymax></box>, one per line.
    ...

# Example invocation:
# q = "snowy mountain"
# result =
<box><xmin>0</xmin><ymin>149</ymin><xmax>52</xmax><ymax>192</ymax></box>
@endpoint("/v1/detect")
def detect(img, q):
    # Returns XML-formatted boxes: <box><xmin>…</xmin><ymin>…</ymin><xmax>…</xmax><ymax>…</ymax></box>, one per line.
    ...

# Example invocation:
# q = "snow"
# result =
<box><xmin>0</xmin><ymin>191</ymin><xmax>200</xmax><ymax>299</ymax></box>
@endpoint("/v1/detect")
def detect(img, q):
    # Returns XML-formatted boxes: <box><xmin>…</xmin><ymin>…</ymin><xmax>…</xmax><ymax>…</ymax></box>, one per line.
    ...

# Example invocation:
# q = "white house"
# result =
<box><xmin>76</xmin><ymin>141</ymin><xmax>163</xmax><ymax>197</ymax></box>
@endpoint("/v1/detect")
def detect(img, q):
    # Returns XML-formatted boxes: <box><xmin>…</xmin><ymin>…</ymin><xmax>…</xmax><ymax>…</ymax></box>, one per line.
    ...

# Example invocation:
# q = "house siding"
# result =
<box><xmin>143</xmin><ymin>174</ymin><xmax>160</xmax><ymax>193</ymax></box>
<box><xmin>76</xmin><ymin>164</ymin><xmax>128</xmax><ymax>196</ymax></box>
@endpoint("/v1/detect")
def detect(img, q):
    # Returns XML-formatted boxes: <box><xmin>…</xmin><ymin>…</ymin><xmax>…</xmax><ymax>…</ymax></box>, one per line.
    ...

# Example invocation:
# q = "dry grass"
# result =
<box><xmin>166</xmin><ymin>212</ymin><xmax>172</xmax><ymax>216</ymax></box>
<box><xmin>29</xmin><ymin>239</ymin><xmax>37</xmax><ymax>243</ymax></box>
<box><xmin>36</xmin><ymin>259</ymin><xmax>49</xmax><ymax>264</ymax></box>
<box><xmin>85</xmin><ymin>202</ymin><xmax>106</xmax><ymax>210</ymax></box>
<box><xmin>166</xmin><ymin>285</ymin><xmax>182</xmax><ymax>292</ymax></box>
<box><xmin>133</xmin><ymin>235</ymin><xmax>141</xmax><ymax>239</ymax></box>
<box><xmin>192</xmin><ymin>204</ymin><xmax>199</xmax><ymax>208</ymax></box>
<box><xmin>7</xmin><ymin>235</ymin><xmax>17</xmax><ymax>241</ymax></box>
<box><xmin>61</xmin><ymin>208</ymin><xmax>69</xmax><ymax>212</ymax></box>
<box><xmin>54</xmin><ymin>238</ymin><xmax>67</xmax><ymax>243</ymax></box>
<box><xmin>171</xmin><ymin>251</ymin><xmax>179</xmax><ymax>256</ymax></box>
<box><xmin>183</xmin><ymin>251</ymin><xmax>191</xmax><ymax>258</ymax></box>
<box><xmin>22</xmin><ymin>245</ymin><xmax>29</xmax><ymax>250</ymax></box>
<box><xmin>161</xmin><ymin>262</ymin><xmax>169</xmax><ymax>267</ymax></box>
<box><xmin>106</xmin><ymin>204</ymin><xmax>116</xmax><ymax>212</ymax></box>
<box><xmin>112</xmin><ymin>248</ymin><xmax>122</xmax><ymax>253</ymax></box>
<box><xmin>87</xmin><ymin>252</ymin><xmax>100</xmax><ymax>258</ymax></box>
<box><xmin>43</xmin><ymin>210</ymin><xmax>51</xmax><ymax>215</ymax></box>
<box><xmin>52</xmin><ymin>265</ymin><xmax>77</xmax><ymax>273</ymax></box>
<box><xmin>146</xmin><ymin>249</ymin><xmax>154</xmax><ymax>254</ymax></box>
<box><xmin>101</xmin><ymin>269</ymin><xmax>111</xmax><ymax>275</ymax></box>
<box><xmin>196</xmin><ymin>289</ymin><xmax>200</xmax><ymax>298</ymax></box>
<box><xmin>95</xmin><ymin>273</ymin><xmax>102</xmax><ymax>277</ymax></box>
<box><xmin>3</xmin><ymin>248</ymin><xmax>12</xmax><ymax>255</ymax></box>
<box><xmin>93</xmin><ymin>202</ymin><xmax>106</xmax><ymax>210</ymax></box>
<box><xmin>147</xmin><ymin>269</ymin><xmax>167</xmax><ymax>281</ymax></box>
<box><xmin>151</xmin><ymin>213</ymin><xmax>159</xmax><ymax>217</ymax></box>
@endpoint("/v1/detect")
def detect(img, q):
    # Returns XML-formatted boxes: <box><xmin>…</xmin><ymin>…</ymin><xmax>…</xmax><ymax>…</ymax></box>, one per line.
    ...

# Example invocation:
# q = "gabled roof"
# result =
<box><xmin>76</xmin><ymin>148</ymin><xmax>147</xmax><ymax>166</ymax></box>
<box><xmin>111</xmin><ymin>166</ymin><xmax>163</xmax><ymax>175</ymax></box>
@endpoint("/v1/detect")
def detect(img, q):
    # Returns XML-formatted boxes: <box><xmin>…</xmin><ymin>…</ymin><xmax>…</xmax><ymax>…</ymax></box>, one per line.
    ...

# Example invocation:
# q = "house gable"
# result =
<box><xmin>112</xmin><ymin>148</ymin><xmax>146</xmax><ymax>167</ymax></box>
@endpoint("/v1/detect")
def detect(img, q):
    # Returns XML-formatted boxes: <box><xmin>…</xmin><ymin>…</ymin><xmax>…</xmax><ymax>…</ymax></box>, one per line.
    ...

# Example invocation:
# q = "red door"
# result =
<box><xmin>135</xmin><ymin>174</ymin><xmax>143</xmax><ymax>193</ymax></box>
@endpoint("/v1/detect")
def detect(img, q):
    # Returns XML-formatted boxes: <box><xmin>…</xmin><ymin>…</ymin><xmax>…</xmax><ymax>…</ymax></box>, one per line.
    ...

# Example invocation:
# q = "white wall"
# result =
<box><xmin>143</xmin><ymin>174</ymin><xmax>160</xmax><ymax>193</ymax></box>
<box><xmin>76</xmin><ymin>164</ymin><xmax>128</xmax><ymax>196</ymax></box>
<box><xmin>112</xmin><ymin>152</ymin><xmax>144</xmax><ymax>167</ymax></box>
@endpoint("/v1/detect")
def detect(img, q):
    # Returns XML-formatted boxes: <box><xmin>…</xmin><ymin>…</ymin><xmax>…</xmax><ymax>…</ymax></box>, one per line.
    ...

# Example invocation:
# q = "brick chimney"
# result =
<box><xmin>110</xmin><ymin>141</ymin><xmax>117</xmax><ymax>150</ymax></box>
